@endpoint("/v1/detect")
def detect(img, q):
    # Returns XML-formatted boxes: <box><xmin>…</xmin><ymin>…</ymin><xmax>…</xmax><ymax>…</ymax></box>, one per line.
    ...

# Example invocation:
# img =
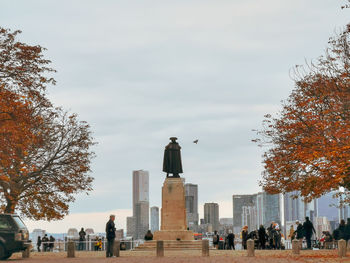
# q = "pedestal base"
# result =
<box><xmin>153</xmin><ymin>230</ymin><xmax>194</xmax><ymax>241</ymax></box>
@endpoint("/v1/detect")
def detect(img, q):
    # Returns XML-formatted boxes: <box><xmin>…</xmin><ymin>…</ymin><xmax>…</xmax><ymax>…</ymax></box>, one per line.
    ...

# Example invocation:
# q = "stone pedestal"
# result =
<box><xmin>247</xmin><ymin>239</ymin><xmax>255</xmax><ymax>257</ymax></box>
<box><xmin>292</xmin><ymin>239</ymin><xmax>300</xmax><ymax>255</ymax></box>
<box><xmin>156</xmin><ymin>241</ymin><xmax>164</xmax><ymax>257</ymax></box>
<box><xmin>338</xmin><ymin>239</ymin><xmax>346</xmax><ymax>258</ymax></box>
<box><xmin>154</xmin><ymin>178</ymin><xmax>194</xmax><ymax>241</ymax></box>
<box><xmin>202</xmin><ymin>239</ymin><xmax>209</xmax><ymax>257</ymax></box>
<box><xmin>113</xmin><ymin>240</ymin><xmax>120</xmax><ymax>257</ymax></box>
<box><xmin>67</xmin><ymin>241</ymin><xmax>75</xmax><ymax>258</ymax></box>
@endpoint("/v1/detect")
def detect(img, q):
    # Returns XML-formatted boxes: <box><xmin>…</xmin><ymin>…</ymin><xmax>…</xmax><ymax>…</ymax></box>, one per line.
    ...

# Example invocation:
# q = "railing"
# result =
<box><xmin>34</xmin><ymin>240</ymin><xmax>144</xmax><ymax>252</ymax></box>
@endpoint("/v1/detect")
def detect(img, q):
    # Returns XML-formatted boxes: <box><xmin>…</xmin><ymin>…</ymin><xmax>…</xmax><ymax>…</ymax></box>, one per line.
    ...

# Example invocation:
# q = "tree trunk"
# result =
<box><xmin>4</xmin><ymin>199</ymin><xmax>16</xmax><ymax>214</ymax></box>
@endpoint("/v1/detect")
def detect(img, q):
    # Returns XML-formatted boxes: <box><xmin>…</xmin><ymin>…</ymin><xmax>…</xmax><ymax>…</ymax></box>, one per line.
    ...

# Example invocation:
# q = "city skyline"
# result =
<box><xmin>3</xmin><ymin>0</ymin><xmax>347</xmax><ymax>233</ymax></box>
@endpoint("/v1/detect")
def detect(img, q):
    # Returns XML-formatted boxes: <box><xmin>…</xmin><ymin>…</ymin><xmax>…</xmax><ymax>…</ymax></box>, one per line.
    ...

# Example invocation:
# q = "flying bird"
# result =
<box><xmin>193</xmin><ymin>139</ymin><xmax>199</xmax><ymax>144</ymax></box>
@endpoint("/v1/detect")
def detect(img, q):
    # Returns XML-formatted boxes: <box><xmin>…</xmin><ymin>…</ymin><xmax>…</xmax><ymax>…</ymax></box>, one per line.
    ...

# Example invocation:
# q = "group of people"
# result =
<box><xmin>212</xmin><ymin>230</ymin><xmax>235</xmax><ymax>250</ymax></box>
<box><xmin>36</xmin><ymin>234</ymin><xmax>56</xmax><ymax>252</ymax></box>
<box><xmin>241</xmin><ymin>223</ymin><xmax>285</xmax><ymax>250</ymax></box>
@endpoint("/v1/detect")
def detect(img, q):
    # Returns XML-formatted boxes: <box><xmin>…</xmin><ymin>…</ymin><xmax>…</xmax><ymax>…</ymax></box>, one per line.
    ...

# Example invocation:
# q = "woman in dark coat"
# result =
<box><xmin>241</xmin><ymin>226</ymin><xmax>248</xmax><ymax>250</ymax></box>
<box><xmin>258</xmin><ymin>225</ymin><xmax>267</xmax><ymax>249</ymax></box>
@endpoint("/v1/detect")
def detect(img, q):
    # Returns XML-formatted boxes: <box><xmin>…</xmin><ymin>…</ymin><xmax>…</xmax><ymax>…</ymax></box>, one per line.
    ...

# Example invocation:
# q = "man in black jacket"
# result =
<box><xmin>303</xmin><ymin>217</ymin><xmax>316</xmax><ymax>249</ymax></box>
<box><xmin>105</xmin><ymin>214</ymin><xmax>116</xmax><ymax>257</ymax></box>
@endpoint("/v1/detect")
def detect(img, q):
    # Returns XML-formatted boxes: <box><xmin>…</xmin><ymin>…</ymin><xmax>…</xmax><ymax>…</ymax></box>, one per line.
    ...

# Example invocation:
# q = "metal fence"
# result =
<box><xmin>35</xmin><ymin>240</ymin><xmax>144</xmax><ymax>252</ymax></box>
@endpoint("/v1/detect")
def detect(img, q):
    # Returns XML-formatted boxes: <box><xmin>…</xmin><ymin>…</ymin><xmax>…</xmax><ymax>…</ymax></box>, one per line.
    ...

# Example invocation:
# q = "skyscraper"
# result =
<box><xmin>135</xmin><ymin>201</ymin><xmax>149</xmax><ymax>239</ymax></box>
<box><xmin>150</xmin><ymin>206</ymin><xmax>159</xmax><ymax>232</ymax></box>
<box><xmin>185</xmin><ymin>183</ymin><xmax>199</xmax><ymax>230</ymax></box>
<box><xmin>127</xmin><ymin>170</ymin><xmax>150</xmax><ymax>239</ymax></box>
<box><xmin>204</xmin><ymin>203</ymin><xmax>219</xmax><ymax>231</ymax></box>
<box><xmin>132</xmin><ymin>170</ymin><xmax>149</xmax><ymax>216</ymax></box>
<box><xmin>232</xmin><ymin>195</ymin><xmax>256</xmax><ymax>233</ymax></box>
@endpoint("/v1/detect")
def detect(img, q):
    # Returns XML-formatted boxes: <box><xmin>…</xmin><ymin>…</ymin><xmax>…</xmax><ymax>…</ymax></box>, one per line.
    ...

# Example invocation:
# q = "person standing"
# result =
<box><xmin>79</xmin><ymin>228</ymin><xmax>86</xmax><ymax>251</ymax></box>
<box><xmin>288</xmin><ymin>225</ymin><xmax>295</xmax><ymax>241</ymax></box>
<box><xmin>37</xmin><ymin>236</ymin><xmax>42</xmax><ymax>252</ymax></box>
<box><xmin>303</xmin><ymin>217</ymin><xmax>316</xmax><ymax>249</ymax></box>
<box><xmin>49</xmin><ymin>235</ymin><xmax>55</xmax><ymax>252</ymax></box>
<box><xmin>241</xmin><ymin>226</ymin><xmax>248</xmax><ymax>250</ymax></box>
<box><xmin>227</xmin><ymin>230</ymin><xmax>235</xmax><ymax>250</ymax></box>
<box><xmin>258</xmin><ymin>225</ymin><xmax>267</xmax><ymax>249</ymax></box>
<box><xmin>42</xmin><ymin>234</ymin><xmax>49</xmax><ymax>252</ymax></box>
<box><xmin>212</xmin><ymin>230</ymin><xmax>219</xmax><ymax>249</ymax></box>
<box><xmin>295</xmin><ymin>220</ymin><xmax>304</xmax><ymax>241</ymax></box>
<box><xmin>105</xmin><ymin>214</ymin><xmax>116</xmax><ymax>257</ymax></box>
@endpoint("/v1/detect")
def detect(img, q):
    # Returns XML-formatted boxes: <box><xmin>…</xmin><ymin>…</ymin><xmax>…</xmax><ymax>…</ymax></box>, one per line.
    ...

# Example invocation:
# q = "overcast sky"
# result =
<box><xmin>1</xmin><ymin>0</ymin><xmax>349</xmax><ymax>233</ymax></box>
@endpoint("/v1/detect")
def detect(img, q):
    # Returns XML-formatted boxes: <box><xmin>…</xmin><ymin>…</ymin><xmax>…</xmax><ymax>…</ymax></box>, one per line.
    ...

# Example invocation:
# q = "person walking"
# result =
<box><xmin>79</xmin><ymin>228</ymin><xmax>86</xmax><ymax>251</ymax></box>
<box><xmin>227</xmin><ymin>230</ymin><xmax>235</xmax><ymax>250</ymax></box>
<box><xmin>258</xmin><ymin>225</ymin><xmax>267</xmax><ymax>249</ymax></box>
<box><xmin>303</xmin><ymin>217</ymin><xmax>316</xmax><ymax>249</ymax></box>
<box><xmin>37</xmin><ymin>236</ymin><xmax>42</xmax><ymax>252</ymax></box>
<box><xmin>105</xmin><ymin>214</ymin><xmax>116</xmax><ymax>257</ymax></box>
<box><xmin>338</xmin><ymin>219</ymin><xmax>346</xmax><ymax>240</ymax></box>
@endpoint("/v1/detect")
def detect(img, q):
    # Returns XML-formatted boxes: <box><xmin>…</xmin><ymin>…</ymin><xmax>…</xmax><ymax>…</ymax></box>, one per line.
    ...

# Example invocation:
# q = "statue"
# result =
<box><xmin>163</xmin><ymin>137</ymin><xmax>183</xmax><ymax>178</ymax></box>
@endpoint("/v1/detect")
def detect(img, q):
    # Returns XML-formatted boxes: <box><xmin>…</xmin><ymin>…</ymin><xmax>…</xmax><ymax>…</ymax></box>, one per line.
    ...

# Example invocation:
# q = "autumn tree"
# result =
<box><xmin>254</xmin><ymin>25</ymin><xmax>350</xmax><ymax>203</ymax></box>
<box><xmin>0</xmin><ymin>27</ymin><xmax>95</xmax><ymax>220</ymax></box>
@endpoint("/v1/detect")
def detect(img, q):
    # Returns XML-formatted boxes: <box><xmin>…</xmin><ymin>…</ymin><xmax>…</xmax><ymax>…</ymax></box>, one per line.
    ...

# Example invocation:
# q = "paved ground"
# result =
<box><xmin>6</xmin><ymin>250</ymin><xmax>350</xmax><ymax>262</ymax></box>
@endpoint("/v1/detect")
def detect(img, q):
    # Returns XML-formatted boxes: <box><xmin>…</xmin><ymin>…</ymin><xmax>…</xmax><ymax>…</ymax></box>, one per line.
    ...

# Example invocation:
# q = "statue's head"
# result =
<box><xmin>170</xmin><ymin>137</ymin><xmax>177</xmax><ymax>143</ymax></box>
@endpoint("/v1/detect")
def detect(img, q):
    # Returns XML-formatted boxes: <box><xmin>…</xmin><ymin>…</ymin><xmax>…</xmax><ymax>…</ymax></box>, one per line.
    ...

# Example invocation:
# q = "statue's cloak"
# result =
<box><xmin>163</xmin><ymin>141</ymin><xmax>183</xmax><ymax>175</ymax></box>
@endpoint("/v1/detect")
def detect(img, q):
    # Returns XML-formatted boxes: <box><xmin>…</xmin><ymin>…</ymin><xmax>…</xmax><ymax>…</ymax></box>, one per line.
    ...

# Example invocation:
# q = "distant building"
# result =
<box><xmin>115</xmin><ymin>229</ymin><xmax>124</xmax><ymax>240</ymax></box>
<box><xmin>232</xmin><ymin>195</ymin><xmax>256</xmax><ymax>234</ymax></box>
<box><xmin>185</xmin><ymin>183</ymin><xmax>199</xmax><ymax>230</ymax></box>
<box><xmin>32</xmin><ymin>229</ymin><xmax>46</xmax><ymax>250</ymax></box>
<box><xmin>135</xmin><ymin>201</ymin><xmax>149</xmax><ymax>239</ymax></box>
<box><xmin>258</xmin><ymin>192</ymin><xmax>281</xmax><ymax>227</ymax></box>
<box><xmin>67</xmin><ymin>228</ymin><xmax>79</xmax><ymax>239</ymax></box>
<box><xmin>85</xmin><ymin>228</ymin><xmax>94</xmax><ymax>236</ymax></box>
<box><xmin>242</xmin><ymin>205</ymin><xmax>257</xmax><ymax>231</ymax></box>
<box><xmin>133</xmin><ymin>170</ymin><xmax>149</xmax><ymax>216</ymax></box>
<box><xmin>126</xmin><ymin>216</ymin><xmax>136</xmax><ymax>237</ymax></box>
<box><xmin>130</xmin><ymin>170</ymin><xmax>150</xmax><ymax>239</ymax></box>
<box><xmin>283</xmin><ymin>191</ymin><xmax>305</xmax><ymax>223</ymax></box>
<box><xmin>219</xmin><ymin>218</ymin><xmax>233</xmax><ymax>225</ymax></box>
<box><xmin>204</xmin><ymin>203</ymin><xmax>219</xmax><ymax>232</ymax></box>
<box><xmin>150</xmin><ymin>206</ymin><xmax>159</xmax><ymax>232</ymax></box>
<box><xmin>317</xmin><ymin>192</ymin><xmax>339</xmax><ymax>222</ymax></box>
<box><xmin>315</xmin><ymin>217</ymin><xmax>331</xmax><ymax>238</ymax></box>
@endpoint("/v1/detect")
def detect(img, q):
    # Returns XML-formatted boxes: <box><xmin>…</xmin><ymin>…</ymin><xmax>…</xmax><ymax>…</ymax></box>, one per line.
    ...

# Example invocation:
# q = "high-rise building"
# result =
<box><xmin>204</xmin><ymin>203</ymin><xmax>219</xmax><ymax>231</ymax></box>
<box><xmin>284</xmin><ymin>191</ymin><xmax>305</xmax><ymax>223</ymax></box>
<box><xmin>126</xmin><ymin>216</ymin><xmax>136</xmax><ymax>237</ymax></box>
<box><xmin>185</xmin><ymin>183</ymin><xmax>199</xmax><ymax>230</ymax></box>
<box><xmin>127</xmin><ymin>170</ymin><xmax>150</xmax><ymax>239</ymax></box>
<box><xmin>132</xmin><ymin>170</ymin><xmax>149</xmax><ymax>216</ymax></box>
<box><xmin>135</xmin><ymin>201</ymin><xmax>149</xmax><ymax>239</ymax></box>
<box><xmin>232</xmin><ymin>195</ymin><xmax>256</xmax><ymax>234</ymax></box>
<box><xmin>150</xmin><ymin>206</ymin><xmax>159</xmax><ymax>232</ymax></box>
<box><xmin>259</xmin><ymin>192</ymin><xmax>281</xmax><ymax>227</ymax></box>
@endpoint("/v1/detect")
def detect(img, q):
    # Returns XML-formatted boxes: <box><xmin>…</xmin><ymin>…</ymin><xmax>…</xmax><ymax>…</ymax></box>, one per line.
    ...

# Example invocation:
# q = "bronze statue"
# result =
<box><xmin>163</xmin><ymin>137</ymin><xmax>183</xmax><ymax>178</ymax></box>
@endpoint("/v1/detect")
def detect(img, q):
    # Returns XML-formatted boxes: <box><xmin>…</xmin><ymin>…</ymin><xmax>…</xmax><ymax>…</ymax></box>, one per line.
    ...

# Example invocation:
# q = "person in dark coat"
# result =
<box><xmin>241</xmin><ymin>226</ymin><xmax>248</xmax><ymax>250</ymax></box>
<box><xmin>338</xmin><ymin>219</ymin><xmax>346</xmax><ymax>240</ymax></box>
<box><xmin>258</xmin><ymin>225</ymin><xmax>267</xmax><ymax>249</ymax></box>
<box><xmin>42</xmin><ymin>234</ymin><xmax>49</xmax><ymax>252</ymax></box>
<box><xmin>345</xmin><ymin>218</ymin><xmax>350</xmax><ymax>241</ymax></box>
<box><xmin>37</xmin><ymin>236</ymin><xmax>42</xmax><ymax>252</ymax></box>
<box><xmin>295</xmin><ymin>220</ymin><xmax>304</xmax><ymax>240</ymax></box>
<box><xmin>144</xmin><ymin>230</ymin><xmax>153</xmax><ymax>241</ymax></box>
<box><xmin>303</xmin><ymin>217</ymin><xmax>316</xmax><ymax>249</ymax></box>
<box><xmin>267</xmin><ymin>223</ymin><xmax>276</xmax><ymax>249</ymax></box>
<box><xmin>227</xmin><ymin>230</ymin><xmax>235</xmax><ymax>250</ymax></box>
<box><xmin>79</xmin><ymin>228</ymin><xmax>86</xmax><ymax>251</ymax></box>
<box><xmin>105</xmin><ymin>214</ymin><xmax>116</xmax><ymax>257</ymax></box>
<box><xmin>49</xmin><ymin>235</ymin><xmax>55</xmax><ymax>251</ymax></box>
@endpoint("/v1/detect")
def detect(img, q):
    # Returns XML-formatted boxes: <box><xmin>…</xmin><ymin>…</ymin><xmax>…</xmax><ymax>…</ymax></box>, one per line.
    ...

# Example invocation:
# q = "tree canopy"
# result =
<box><xmin>0</xmin><ymin>27</ymin><xmax>95</xmax><ymax>220</ymax></box>
<box><xmin>255</xmin><ymin>26</ymin><xmax>350</xmax><ymax>202</ymax></box>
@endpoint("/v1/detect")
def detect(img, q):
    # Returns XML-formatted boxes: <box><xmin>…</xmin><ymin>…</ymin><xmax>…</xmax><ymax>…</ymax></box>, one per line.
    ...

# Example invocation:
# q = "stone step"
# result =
<box><xmin>135</xmin><ymin>240</ymin><xmax>208</xmax><ymax>251</ymax></box>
